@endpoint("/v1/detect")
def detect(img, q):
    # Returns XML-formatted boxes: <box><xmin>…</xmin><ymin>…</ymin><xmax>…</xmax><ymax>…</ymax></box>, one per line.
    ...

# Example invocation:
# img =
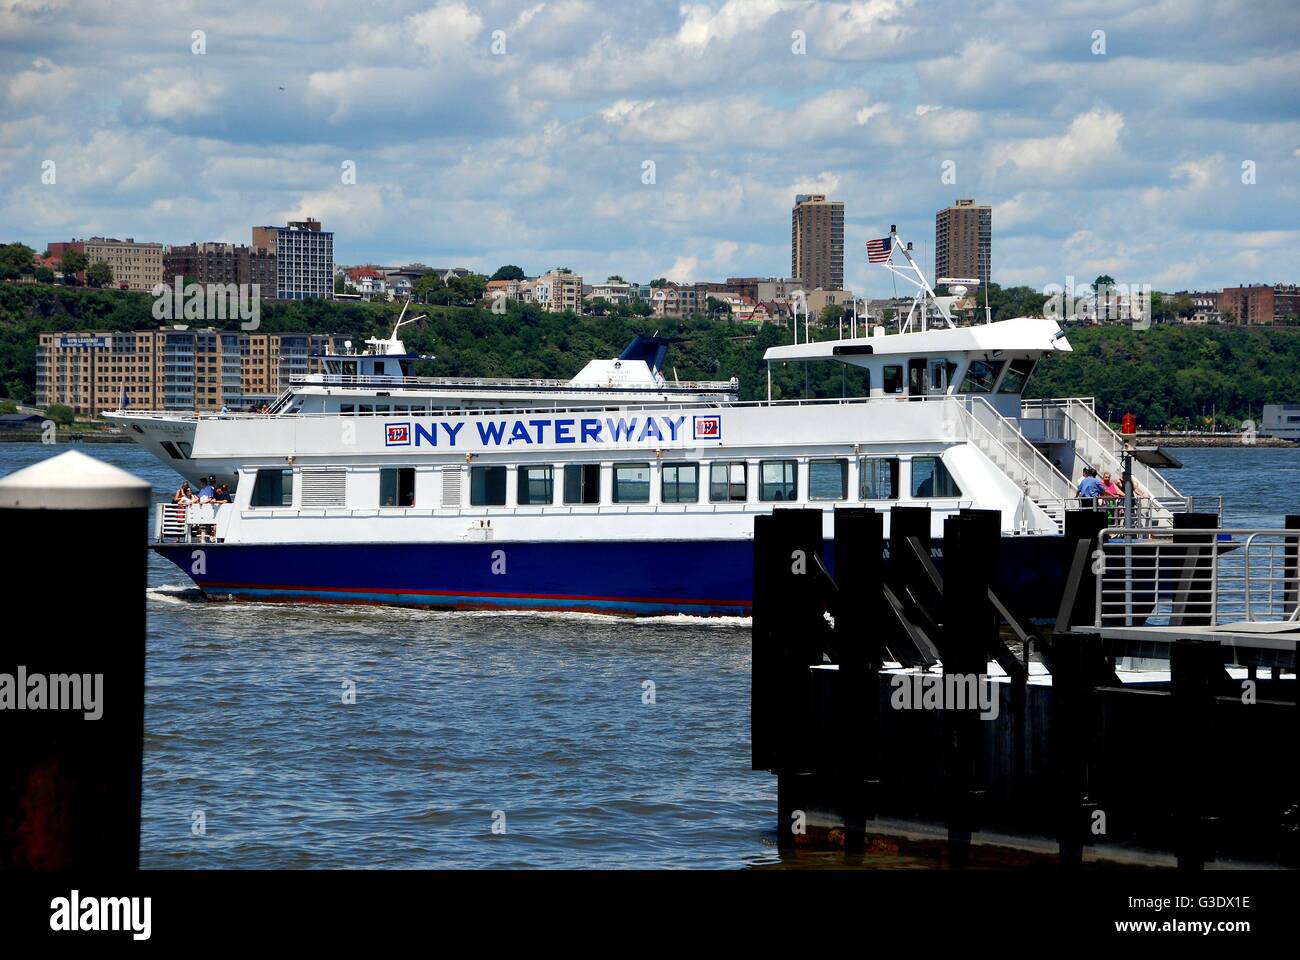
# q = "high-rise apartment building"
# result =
<box><xmin>791</xmin><ymin>194</ymin><xmax>844</xmax><ymax>291</ymax></box>
<box><xmin>934</xmin><ymin>199</ymin><xmax>991</xmax><ymax>286</ymax></box>
<box><xmin>251</xmin><ymin>218</ymin><xmax>334</xmax><ymax>300</ymax></box>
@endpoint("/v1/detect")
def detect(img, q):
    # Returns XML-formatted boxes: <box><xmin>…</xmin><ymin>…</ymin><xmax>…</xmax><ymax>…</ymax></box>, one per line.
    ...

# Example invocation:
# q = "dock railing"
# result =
<box><xmin>1094</xmin><ymin>525</ymin><xmax>1300</xmax><ymax>628</ymax></box>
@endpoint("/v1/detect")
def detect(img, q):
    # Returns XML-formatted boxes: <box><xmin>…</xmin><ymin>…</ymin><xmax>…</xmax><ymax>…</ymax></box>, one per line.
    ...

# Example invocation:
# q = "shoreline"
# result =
<box><xmin>1134</xmin><ymin>433</ymin><xmax>1295</xmax><ymax>448</ymax></box>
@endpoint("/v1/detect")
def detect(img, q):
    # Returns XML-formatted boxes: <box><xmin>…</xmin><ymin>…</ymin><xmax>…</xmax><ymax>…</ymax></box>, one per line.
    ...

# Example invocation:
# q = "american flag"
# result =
<box><xmin>866</xmin><ymin>237</ymin><xmax>892</xmax><ymax>263</ymax></box>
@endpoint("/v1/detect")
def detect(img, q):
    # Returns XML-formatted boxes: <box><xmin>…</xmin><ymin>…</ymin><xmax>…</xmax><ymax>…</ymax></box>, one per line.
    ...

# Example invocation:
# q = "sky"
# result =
<box><xmin>1</xmin><ymin>0</ymin><xmax>1298</xmax><ymax>298</ymax></box>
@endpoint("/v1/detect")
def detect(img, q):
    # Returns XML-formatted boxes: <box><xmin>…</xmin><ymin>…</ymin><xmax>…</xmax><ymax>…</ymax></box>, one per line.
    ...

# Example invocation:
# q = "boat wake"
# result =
<box><xmin>146</xmin><ymin>583</ymin><xmax>207</xmax><ymax>604</ymax></box>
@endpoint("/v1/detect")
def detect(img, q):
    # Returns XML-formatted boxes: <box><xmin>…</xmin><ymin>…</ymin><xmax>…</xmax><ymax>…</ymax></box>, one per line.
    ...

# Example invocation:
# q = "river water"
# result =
<box><xmin>1</xmin><ymin>442</ymin><xmax>1296</xmax><ymax>868</ymax></box>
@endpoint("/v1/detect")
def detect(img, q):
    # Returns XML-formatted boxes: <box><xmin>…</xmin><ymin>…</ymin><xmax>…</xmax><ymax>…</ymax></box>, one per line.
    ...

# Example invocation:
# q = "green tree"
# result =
<box><xmin>34</xmin><ymin>266</ymin><xmax>54</xmax><ymax>284</ymax></box>
<box><xmin>58</xmin><ymin>248</ymin><xmax>87</xmax><ymax>279</ymax></box>
<box><xmin>0</xmin><ymin>243</ymin><xmax>37</xmax><ymax>278</ymax></box>
<box><xmin>0</xmin><ymin>399</ymin><xmax>17</xmax><ymax>414</ymax></box>
<box><xmin>819</xmin><ymin>303</ymin><xmax>845</xmax><ymax>326</ymax></box>
<box><xmin>85</xmin><ymin>260</ymin><xmax>113</xmax><ymax>288</ymax></box>
<box><xmin>649</xmin><ymin>278</ymin><xmax>670</xmax><ymax>288</ymax></box>
<box><xmin>490</xmin><ymin>265</ymin><xmax>526</xmax><ymax>281</ymax></box>
<box><xmin>45</xmin><ymin>403</ymin><xmax>76</xmax><ymax>426</ymax></box>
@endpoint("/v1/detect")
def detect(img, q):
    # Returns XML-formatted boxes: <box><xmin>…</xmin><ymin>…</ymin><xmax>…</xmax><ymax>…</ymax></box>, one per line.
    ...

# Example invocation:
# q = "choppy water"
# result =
<box><xmin>2</xmin><ymin>441</ymin><xmax>1297</xmax><ymax>868</ymax></box>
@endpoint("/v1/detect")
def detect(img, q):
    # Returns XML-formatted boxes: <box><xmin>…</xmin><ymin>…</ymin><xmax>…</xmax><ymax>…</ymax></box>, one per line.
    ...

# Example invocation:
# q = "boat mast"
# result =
<box><xmin>880</xmin><ymin>224</ymin><xmax>955</xmax><ymax>334</ymax></box>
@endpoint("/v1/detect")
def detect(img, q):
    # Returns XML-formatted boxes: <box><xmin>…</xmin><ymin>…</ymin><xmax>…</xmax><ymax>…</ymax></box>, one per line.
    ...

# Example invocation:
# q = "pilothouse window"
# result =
<box><xmin>997</xmin><ymin>358</ymin><xmax>1036</xmax><ymax>394</ymax></box>
<box><xmin>958</xmin><ymin>359</ymin><xmax>1005</xmax><ymax>393</ymax></box>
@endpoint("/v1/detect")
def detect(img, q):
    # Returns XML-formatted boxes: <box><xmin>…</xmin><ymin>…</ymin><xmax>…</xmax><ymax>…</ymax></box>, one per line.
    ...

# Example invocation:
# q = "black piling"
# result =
<box><xmin>0</xmin><ymin>450</ymin><xmax>151</xmax><ymax>869</ymax></box>
<box><xmin>752</xmin><ymin>508</ymin><xmax>831</xmax><ymax>846</ymax></box>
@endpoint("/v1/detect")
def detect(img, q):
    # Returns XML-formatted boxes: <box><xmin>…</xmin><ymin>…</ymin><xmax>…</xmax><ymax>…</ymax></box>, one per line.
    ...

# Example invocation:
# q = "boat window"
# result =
<box><xmin>612</xmin><ymin>463</ymin><xmax>651</xmax><ymax>504</ymax></box>
<box><xmin>882</xmin><ymin>365</ymin><xmax>904</xmax><ymax>394</ymax></box>
<box><xmin>358</xmin><ymin>404</ymin><xmax>374</xmax><ymax>415</ymax></box>
<box><xmin>340</xmin><ymin>404</ymin><xmax>354</xmax><ymax>415</ymax></box>
<box><xmin>808</xmin><ymin>459</ymin><xmax>847</xmax><ymax>501</ymax></box>
<box><xmin>997</xmin><ymin>358</ymin><xmax>1037</xmax><ymax>394</ymax></box>
<box><xmin>160</xmin><ymin>441</ymin><xmax>184</xmax><ymax>460</ymax></box>
<box><xmin>957</xmin><ymin>359</ymin><xmax>1004</xmax><ymax>393</ymax></box>
<box><xmin>911</xmin><ymin>457</ymin><xmax>962</xmax><ymax>498</ymax></box>
<box><xmin>250</xmin><ymin>468</ymin><xmax>294</xmax><ymax>508</ymax></box>
<box><xmin>380</xmin><ymin>467</ymin><xmax>416</xmax><ymax>507</ymax></box>
<box><xmin>709</xmin><ymin>461</ymin><xmax>748</xmax><ymax>502</ymax></box>
<box><xmin>759</xmin><ymin>459</ymin><xmax>798</xmax><ymax>502</ymax></box>
<box><xmin>517</xmin><ymin>465</ymin><xmax>554</xmax><ymax>505</ymax></box>
<box><xmin>662</xmin><ymin>463</ymin><xmax>699</xmax><ymax>503</ymax></box>
<box><xmin>563</xmin><ymin>464</ymin><xmax>601</xmax><ymax>505</ymax></box>
<box><xmin>176</xmin><ymin>442</ymin><xmax>193</xmax><ymax>458</ymax></box>
<box><xmin>469</xmin><ymin>465</ymin><xmax>507</xmax><ymax>506</ymax></box>
<box><xmin>859</xmin><ymin>457</ymin><xmax>899</xmax><ymax>500</ymax></box>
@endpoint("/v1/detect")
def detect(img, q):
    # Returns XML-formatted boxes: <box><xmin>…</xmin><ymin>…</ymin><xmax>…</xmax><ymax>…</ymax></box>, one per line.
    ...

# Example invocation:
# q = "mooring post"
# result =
<box><xmin>941</xmin><ymin>513</ymin><xmax>995</xmax><ymax>867</ymax></box>
<box><xmin>831</xmin><ymin>508</ymin><xmax>885</xmax><ymax>852</ymax></box>
<box><xmin>1170</xmin><ymin>638</ymin><xmax>1223</xmax><ymax>869</ymax></box>
<box><xmin>0</xmin><ymin>450</ymin><xmax>151</xmax><ymax>868</ymax></box>
<box><xmin>752</xmin><ymin>508</ymin><xmax>830</xmax><ymax>846</ymax></box>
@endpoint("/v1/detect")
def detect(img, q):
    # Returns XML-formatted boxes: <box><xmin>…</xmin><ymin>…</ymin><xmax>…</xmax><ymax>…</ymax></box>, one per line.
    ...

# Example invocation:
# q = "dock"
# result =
<box><xmin>751</xmin><ymin>507</ymin><xmax>1299</xmax><ymax>868</ymax></box>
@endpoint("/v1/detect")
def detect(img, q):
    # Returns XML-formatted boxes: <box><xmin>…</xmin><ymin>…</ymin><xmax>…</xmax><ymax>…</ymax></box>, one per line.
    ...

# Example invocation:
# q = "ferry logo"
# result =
<box><xmin>693</xmin><ymin>415</ymin><xmax>722</xmax><ymax>441</ymax></box>
<box><xmin>384</xmin><ymin>422</ymin><xmax>411</xmax><ymax>447</ymax></box>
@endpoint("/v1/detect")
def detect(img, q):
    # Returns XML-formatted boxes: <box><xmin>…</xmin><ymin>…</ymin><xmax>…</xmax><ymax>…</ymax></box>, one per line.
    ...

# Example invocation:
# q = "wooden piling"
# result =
<box><xmin>0</xmin><ymin>449</ymin><xmax>151</xmax><ymax>869</ymax></box>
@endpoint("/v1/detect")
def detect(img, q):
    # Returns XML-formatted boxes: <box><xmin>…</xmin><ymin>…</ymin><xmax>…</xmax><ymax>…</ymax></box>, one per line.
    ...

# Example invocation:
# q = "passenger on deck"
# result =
<box><xmin>1100</xmin><ymin>472</ymin><xmax>1122</xmax><ymax>499</ymax></box>
<box><xmin>197</xmin><ymin>477</ymin><xmax>216</xmax><ymax>503</ymax></box>
<box><xmin>173</xmin><ymin>481</ymin><xmax>195</xmax><ymax>505</ymax></box>
<box><xmin>1077</xmin><ymin>468</ymin><xmax>1104</xmax><ymax>502</ymax></box>
<box><xmin>214</xmin><ymin>483</ymin><xmax>232</xmax><ymax>503</ymax></box>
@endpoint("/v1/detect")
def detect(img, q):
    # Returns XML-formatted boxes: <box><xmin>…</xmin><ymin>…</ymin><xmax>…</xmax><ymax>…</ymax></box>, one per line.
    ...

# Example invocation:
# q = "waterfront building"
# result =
<box><xmin>36</xmin><ymin>329</ymin><xmax>348</xmax><ymax>415</ymax></box>
<box><xmin>791</xmin><ymin>194</ymin><xmax>845</xmax><ymax>292</ymax></box>
<box><xmin>1261</xmin><ymin>404</ymin><xmax>1300</xmax><ymax>440</ymax></box>
<box><xmin>587</xmin><ymin>280</ymin><xmax>637</xmax><ymax>306</ymax></box>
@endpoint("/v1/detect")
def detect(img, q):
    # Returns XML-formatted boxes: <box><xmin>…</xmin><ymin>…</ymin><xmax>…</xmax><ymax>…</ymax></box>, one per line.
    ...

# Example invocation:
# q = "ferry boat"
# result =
<box><xmin>107</xmin><ymin>229</ymin><xmax>1200</xmax><ymax>616</ymax></box>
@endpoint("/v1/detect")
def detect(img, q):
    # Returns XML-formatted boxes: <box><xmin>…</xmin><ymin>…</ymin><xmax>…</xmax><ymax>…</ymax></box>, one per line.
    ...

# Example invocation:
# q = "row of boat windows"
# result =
<box><xmin>245</xmin><ymin>456</ymin><xmax>962</xmax><ymax>509</ymax></box>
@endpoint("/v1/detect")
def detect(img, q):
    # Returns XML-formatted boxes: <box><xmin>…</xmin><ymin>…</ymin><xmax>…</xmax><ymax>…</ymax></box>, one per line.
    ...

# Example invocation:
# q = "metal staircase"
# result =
<box><xmin>947</xmin><ymin>396</ymin><xmax>1076</xmax><ymax>532</ymax></box>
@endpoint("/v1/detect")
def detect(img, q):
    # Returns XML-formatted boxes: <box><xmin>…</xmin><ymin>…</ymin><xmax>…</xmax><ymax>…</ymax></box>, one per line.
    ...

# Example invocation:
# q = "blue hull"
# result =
<box><xmin>154</xmin><ymin>537</ymin><xmax>1066</xmax><ymax>618</ymax></box>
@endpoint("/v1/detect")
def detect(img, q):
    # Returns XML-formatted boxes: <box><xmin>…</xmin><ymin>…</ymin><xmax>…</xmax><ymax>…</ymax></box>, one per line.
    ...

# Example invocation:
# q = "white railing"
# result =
<box><xmin>1094</xmin><ymin>526</ymin><xmax>1300</xmax><ymax>628</ymax></box>
<box><xmin>154</xmin><ymin>502</ymin><xmax>226</xmax><ymax>543</ymax></box>
<box><xmin>1030</xmin><ymin>398</ymin><xmax>1182</xmax><ymax>501</ymax></box>
<box><xmin>961</xmin><ymin>396</ymin><xmax>1077</xmax><ymax>501</ymax></box>
<box><xmin>296</xmin><ymin>373</ymin><xmax>740</xmax><ymax>392</ymax></box>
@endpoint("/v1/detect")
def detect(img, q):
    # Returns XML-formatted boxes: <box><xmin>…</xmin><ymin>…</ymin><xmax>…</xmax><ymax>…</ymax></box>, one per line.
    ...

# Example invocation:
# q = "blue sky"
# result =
<box><xmin>1</xmin><ymin>0</ymin><xmax>1297</xmax><ymax>297</ymax></box>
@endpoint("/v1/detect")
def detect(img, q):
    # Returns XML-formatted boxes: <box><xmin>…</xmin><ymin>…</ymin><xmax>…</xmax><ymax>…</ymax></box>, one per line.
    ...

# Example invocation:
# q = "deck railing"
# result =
<box><xmin>1094</xmin><ymin>526</ymin><xmax>1300</xmax><ymax>628</ymax></box>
